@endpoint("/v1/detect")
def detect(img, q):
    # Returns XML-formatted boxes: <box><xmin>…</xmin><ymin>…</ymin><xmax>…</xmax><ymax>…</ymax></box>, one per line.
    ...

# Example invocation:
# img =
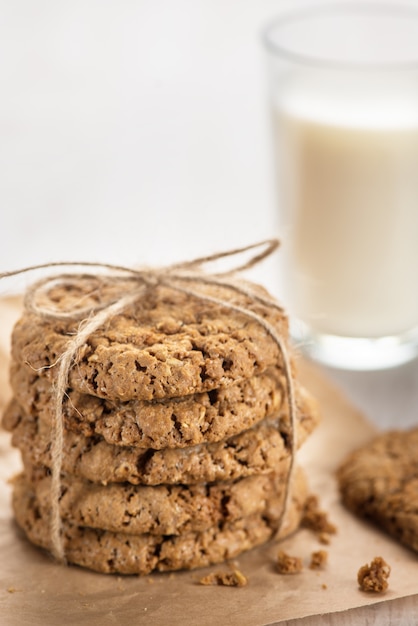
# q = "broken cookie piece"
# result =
<box><xmin>309</xmin><ymin>549</ymin><xmax>328</xmax><ymax>570</ymax></box>
<box><xmin>199</xmin><ymin>569</ymin><xmax>248</xmax><ymax>587</ymax></box>
<box><xmin>277</xmin><ymin>550</ymin><xmax>303</xmax><ymax>575</ymax></box>
<box><xmin>301</xmin><ymin>495</ymin><xmax>337</xmax><ymax>537</ymax></box>
<box><xmin>357</xmin><ymin>556</ymin><xmax>391</xmax><ymax>593</ymax></box>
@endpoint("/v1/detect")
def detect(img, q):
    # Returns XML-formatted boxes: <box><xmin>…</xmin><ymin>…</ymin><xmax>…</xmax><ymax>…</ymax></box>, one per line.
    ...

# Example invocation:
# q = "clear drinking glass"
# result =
<box><xmin>263</xmin><ymin>3</ymin><xmax>418</xmax><ymax>370</ymax></box>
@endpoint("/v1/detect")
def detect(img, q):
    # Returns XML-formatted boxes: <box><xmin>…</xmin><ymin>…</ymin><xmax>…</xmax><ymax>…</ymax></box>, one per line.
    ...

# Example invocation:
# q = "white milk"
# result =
<box><xmin>274</xmin><ymin>77</ymin><xmax>418</xmax><ymax>338</ymax></box>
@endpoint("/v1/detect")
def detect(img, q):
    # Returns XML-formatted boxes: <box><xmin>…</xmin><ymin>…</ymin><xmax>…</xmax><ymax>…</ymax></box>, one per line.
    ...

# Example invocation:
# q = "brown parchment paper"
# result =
<box><xmin>0</xmin><ymin>297</ymin><xmax>417</xmax><ymax>626</ymax></box>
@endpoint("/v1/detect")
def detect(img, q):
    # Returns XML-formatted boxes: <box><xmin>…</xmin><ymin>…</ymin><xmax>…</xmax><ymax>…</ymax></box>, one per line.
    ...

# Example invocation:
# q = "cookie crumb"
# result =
<box><xmin>199</xmin><ymin>569</ymin><xmax>248</xmax><ymax>587</ymax></box>
<box><xmin>357</xmin><ymin>557</ymin><xmax>391</xmax><ymax>593</ymax></box>
<box><xmin>6</xmin><ymin>587</ymin><xmax>19</xmax><ymax>594</ymax></box>
<box><xmin>277</xmin><ymin>550</ymin><xmax>303</xmax><ymax>575</ymax></box>
<box><xmin>302</xmin><ymin>495</ymin><xmax>337</xmax><ymax>536</ymax></box>
<box><xmin>321</xmin><ymin>583</ymin><xmax>328</xmax><ymax>590</ymax></box>
<box><xmin>319</xmin><ymin>532</ymin><xmax>331</xmax><ymax>545</ymax></box>
<box><xmin>309</xmin><ymin>550</ymin><xmax>328</xmax><ymax>570</ymax></box>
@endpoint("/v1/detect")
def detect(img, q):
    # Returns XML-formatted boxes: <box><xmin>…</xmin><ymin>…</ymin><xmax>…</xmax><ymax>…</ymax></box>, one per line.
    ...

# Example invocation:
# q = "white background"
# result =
<box><xmin>0</xmin><ymin>0</ymin><xmax>297</xmax><ymax>273</ymax></box>
<box><xmin>2</xmin><ymin>0</ymin><xmax>401</xmax><ymax>273</ymax></box>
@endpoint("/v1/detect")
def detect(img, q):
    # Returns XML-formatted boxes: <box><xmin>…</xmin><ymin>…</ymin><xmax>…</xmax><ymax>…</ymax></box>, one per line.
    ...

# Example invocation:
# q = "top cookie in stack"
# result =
<box><xmin>12</xmin><ymin>278</ymin><xmax>289</xmax><ymax>401</ymax></box>
<box><xmin>3</xmin><ymin>273</ymin><xmax>319</xmax><ymax>574</ymax></box>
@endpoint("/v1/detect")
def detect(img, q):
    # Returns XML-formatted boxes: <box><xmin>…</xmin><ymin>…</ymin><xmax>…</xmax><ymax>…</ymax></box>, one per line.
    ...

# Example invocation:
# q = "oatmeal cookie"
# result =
<box><xmin>12</xmin><ymin>473</ymin><xmax>307</xmax><ymax>575</ymax></box>
<box><xmin>10</xmin><ymin>362</ymin><xmax>317</xmax><ymax>449</ymax></box>
<box><xmin>5</xmin><ymin>404</ymin><xmax>304</xmax><ymax>485</ymax></box>
<box><xmin>11</xmin><ymin>280</ymin><xmax>289</xmax><ymax>401</ymax></box>
<box><xmin>20</xmin><ymin>466</ymin><xmax>307</xmax><ymax>536</ymax></box>
<box><xmin>338</xmin><ymin>428</ymin><xmax>418</xmax><ymax>552</ymax></box>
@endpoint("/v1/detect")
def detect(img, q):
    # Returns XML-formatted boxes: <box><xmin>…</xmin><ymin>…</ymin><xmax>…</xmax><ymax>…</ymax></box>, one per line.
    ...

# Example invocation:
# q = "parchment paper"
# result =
<box><xmin>0</xmin><ymin>297</ymin><xmax>417</xmax><ymax>626</ymax></box>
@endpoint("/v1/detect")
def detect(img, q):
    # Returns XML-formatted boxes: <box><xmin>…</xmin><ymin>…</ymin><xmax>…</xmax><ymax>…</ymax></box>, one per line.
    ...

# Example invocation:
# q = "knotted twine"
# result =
<box><xmin>1</xmin><ymin>239</ymin><xmax>298</xmax><ymax>564</ymax></box>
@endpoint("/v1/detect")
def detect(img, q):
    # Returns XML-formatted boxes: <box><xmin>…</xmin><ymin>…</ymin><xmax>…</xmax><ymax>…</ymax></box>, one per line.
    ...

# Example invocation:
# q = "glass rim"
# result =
<box><xmin>262</xmin><ymin>2</ymin><xmax>418</xmax><ymax>72</ymax></box>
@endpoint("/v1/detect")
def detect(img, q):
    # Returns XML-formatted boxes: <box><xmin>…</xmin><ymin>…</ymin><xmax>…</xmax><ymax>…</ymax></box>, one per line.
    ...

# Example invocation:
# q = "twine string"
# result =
<box><xmin>1</xmin><ymin>239</ymin><xmax>297</xmax><ymax>562</ymax></box>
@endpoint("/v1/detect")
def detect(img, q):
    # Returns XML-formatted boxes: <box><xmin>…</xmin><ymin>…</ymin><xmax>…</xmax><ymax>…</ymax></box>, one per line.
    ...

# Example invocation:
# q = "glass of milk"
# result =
<box><xmin>263</xmin><ymin>3</ymin><xmax>418</xmax><ymax>370</ymax></box>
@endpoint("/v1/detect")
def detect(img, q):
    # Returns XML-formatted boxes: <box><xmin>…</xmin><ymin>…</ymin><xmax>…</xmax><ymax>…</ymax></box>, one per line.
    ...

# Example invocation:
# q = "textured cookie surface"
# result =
<box><xmin>12</xmin><ymin>473</ymin><xmax>307</xmax><ymax>575</ymax></box>
<box><xmin>12</xmin><ymin>280</ymin><xmax>288</xmax><ymax>401</ymax></box>
<box><xmin>338</xmin><ymin>428</ymin><xmax>418</xmax><ymax>552</ymax></box>
<box><xmin>4</xmin><ymin>382</ymin><xmax>317</xmax><ymax>486</ymax></box>
<box><xmin>10</xmin><ymin>362</ymin><xmax>288</xmax><ymax>449</ymax></box>
<box><xmin>6</xmin><ymin>405</ymin><xmax>298</xmax><ymax>485</ymax></box>
<box><xmin>21</xmin><ymin>466</ymin><xmax>306</xmax><ymax>536</ymax></box>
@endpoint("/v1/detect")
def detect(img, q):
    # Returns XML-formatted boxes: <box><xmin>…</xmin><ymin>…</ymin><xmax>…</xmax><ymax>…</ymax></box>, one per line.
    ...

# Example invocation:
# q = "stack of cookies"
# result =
<box><xmin>2</xmin><ymin>276</ymin><xmax>319</xmax><ymax>574</ymax></box>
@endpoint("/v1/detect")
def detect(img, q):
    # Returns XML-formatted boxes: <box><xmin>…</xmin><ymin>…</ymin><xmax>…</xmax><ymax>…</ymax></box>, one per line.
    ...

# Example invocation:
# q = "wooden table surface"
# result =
<box><xmin>283</xmin><ymin>594</ymin><xmax>418</xmax><ymax>626</ymax></box>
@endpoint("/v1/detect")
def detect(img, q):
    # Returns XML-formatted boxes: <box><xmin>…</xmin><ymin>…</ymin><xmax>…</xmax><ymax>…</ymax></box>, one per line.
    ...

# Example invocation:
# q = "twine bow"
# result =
<box><xmin>1</xmin><ymin>239</ymin><xmax>297</xmax><ymax>563</ymax></box>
